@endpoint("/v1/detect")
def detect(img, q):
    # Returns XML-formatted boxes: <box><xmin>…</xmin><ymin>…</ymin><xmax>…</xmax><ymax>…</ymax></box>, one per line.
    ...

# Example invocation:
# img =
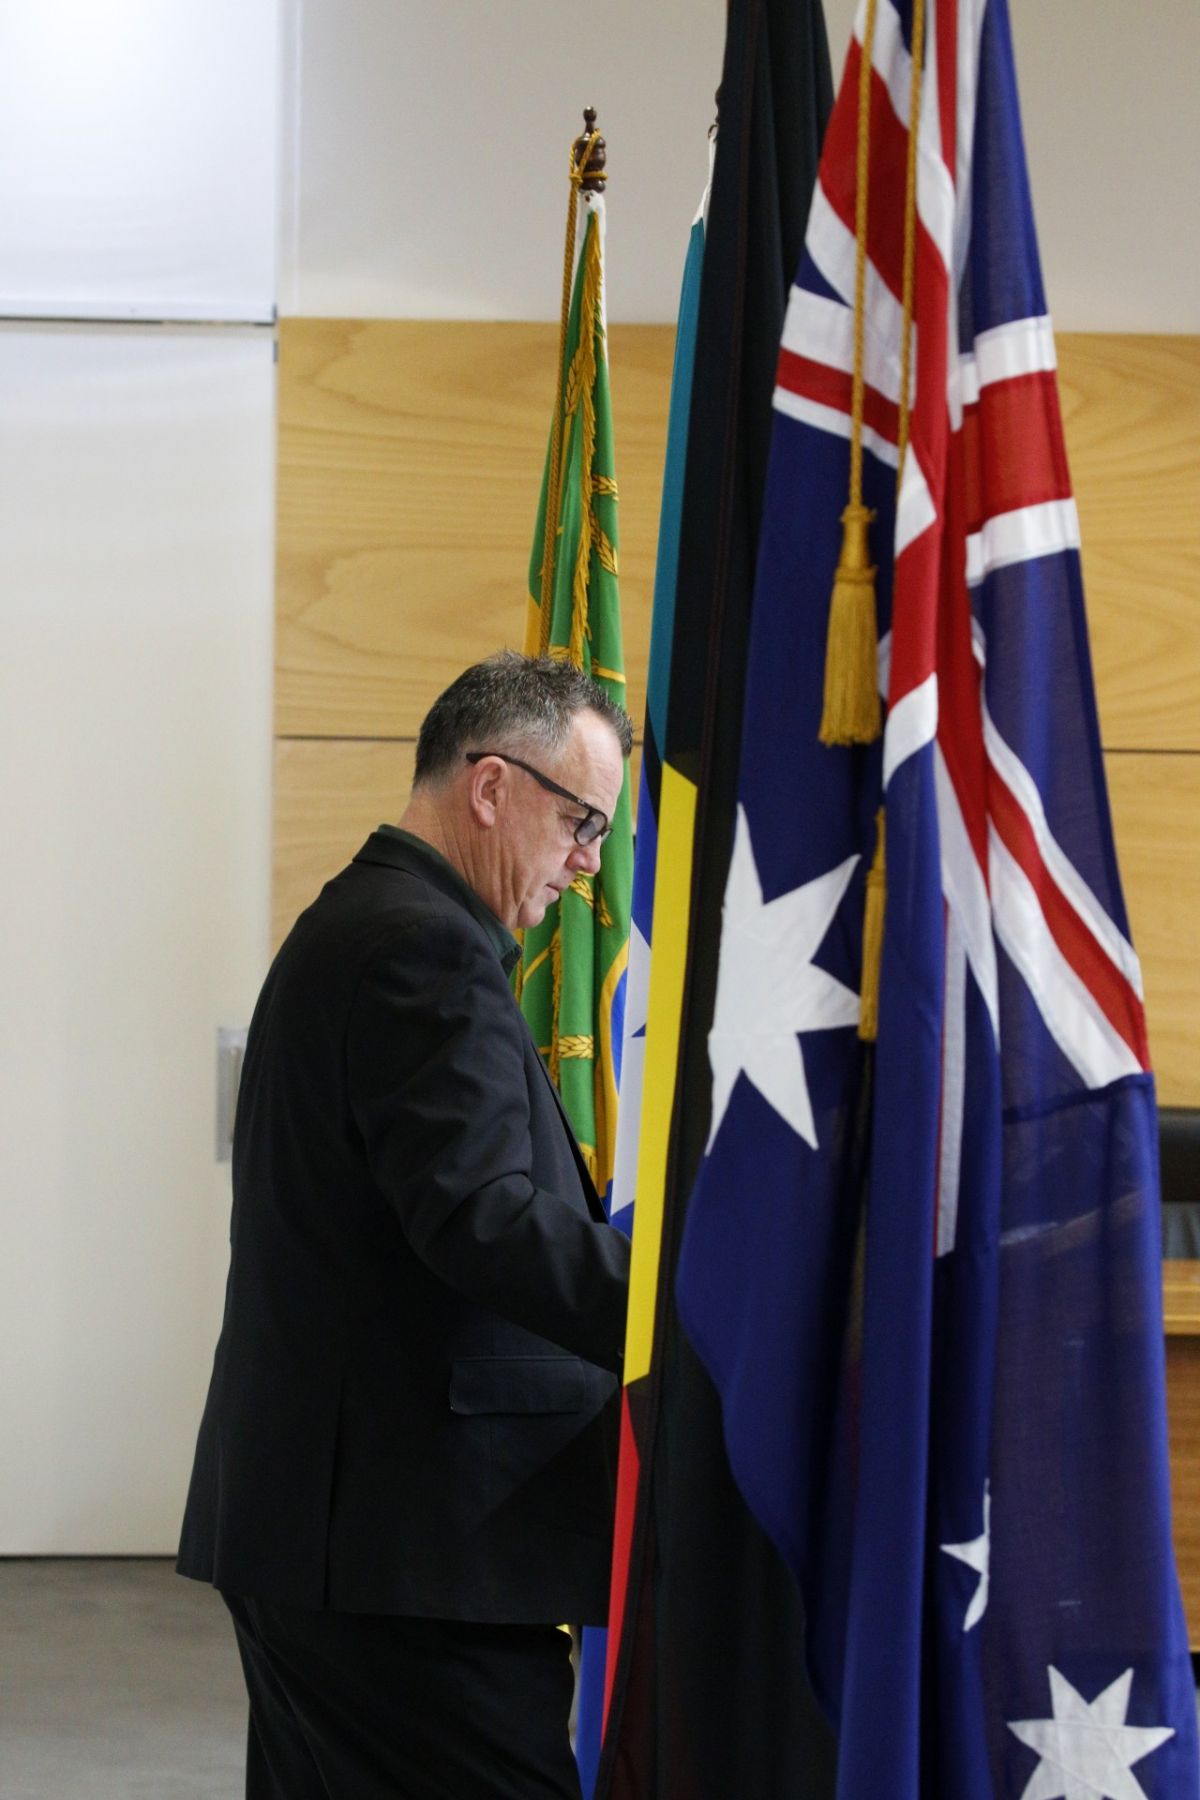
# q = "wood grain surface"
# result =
<box><xmin>276</xmin><ymin>323</ymin><xmax>1199</xmax><ymax>753</ymax></box>
<box><xmin>1164</xmin><ymin>1260</ymin><xmax>1200</xmax><ymax>1336</ymax></box>
<box><xmin>1166</xmin><ymin>1334</ymin><xmax>1200</xmax><ymax>1646</ymax></box>
<box><xmin>1057</xmin><ymin>335</ymin><xmax>1200</xmax><ymax>754</ymax></box>
<box><xmin>1165</xmin><ymin>1261</ymin><xmax>1200</xmax><ymax>1644</ymax></box>
<box><xmin>1106</xmin><ymin>752</ymin><xmax>1199</xmax><ymax>1108</ymax></box>
<box><xmin>272</xmin><ymin>739</ymin><xmax>417</xmax><ymax>948</ymax></box>
<box><xmin>276</xmin><ymin>319</ymin><xmax>670</xmax><ymax>741</ymax></box>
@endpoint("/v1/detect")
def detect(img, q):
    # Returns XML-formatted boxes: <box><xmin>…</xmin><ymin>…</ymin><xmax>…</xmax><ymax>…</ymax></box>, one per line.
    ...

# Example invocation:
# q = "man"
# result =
<box><xmin>178</xmin><ymin>652</ymin><xmax>634</xmax><ymax>1799</ymax></box>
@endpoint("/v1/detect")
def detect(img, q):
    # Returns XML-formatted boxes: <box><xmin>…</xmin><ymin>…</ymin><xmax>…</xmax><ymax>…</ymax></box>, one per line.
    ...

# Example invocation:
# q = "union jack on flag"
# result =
<box><xmin>674</xmin><ymin>0</ymin><xmax>1199</xmax><ymax>1792</ymax></box>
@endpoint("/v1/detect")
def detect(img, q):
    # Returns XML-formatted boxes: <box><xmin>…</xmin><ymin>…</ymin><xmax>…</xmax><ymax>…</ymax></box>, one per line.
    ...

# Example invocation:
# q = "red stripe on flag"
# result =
<box><xmin>890</xmin><ymin>217</ymin><xmax>952</xmax><ymax>705</ymax></box>
<box><xmin>962</xmin><ymin>372</ymin><xmax>1072</xmax><ymax>532</ymax></box>
<box><xmin>602</xmin><ymin>1390</ymin><xmax>641</xmax><ymax>1727</ymax></box>
<box><xmin>821</xmin><ymin>48</ymin><xmax>921</xmax><ymax>302</ymax></box>
<box><xmin>933</xmin><ymin>429</ymin><xmax>990</xmax><ymax>876</ymax></box>
<box><xmin>889</xmin><ymin>521</ymin><xmax>941</xmax><ymax>708</ymax></box>
<box><xmin>775</xmin><ymin>347</ymin><xmax>901</xmax><ymax>446</ymax></box>
<box><xmin>988</xmin><ymin>768</ymin><xmax>1151</xmax><ymax>1068</ymax></box>
<box><xmin>938</xmin><ymin>0</ymin><xmax>958</xmax><ymax>187</ymax></box>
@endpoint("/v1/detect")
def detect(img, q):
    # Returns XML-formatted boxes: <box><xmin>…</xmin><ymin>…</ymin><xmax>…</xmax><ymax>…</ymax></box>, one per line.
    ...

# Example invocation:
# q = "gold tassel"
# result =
<box><xmin>858</xmin><ymin>808</ymin><xmax>886</xmax><ymax>1042</ymax></box>
<box><xmin>819</xmin><ymin>503</ymin><xmax>881</xmax><ymax>745</ymax></box>
<box><xmin>817</xmin><ymin>0</ymin><xmax>883</xmax><ymax>749</ymax></box>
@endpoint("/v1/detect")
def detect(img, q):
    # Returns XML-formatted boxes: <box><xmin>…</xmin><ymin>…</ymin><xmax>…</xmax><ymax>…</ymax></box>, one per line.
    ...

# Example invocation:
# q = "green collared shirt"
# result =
<box><xmin>375</xmin><ymin>825</ymin><xmax>521</xmax><ymax>976</ymax></box>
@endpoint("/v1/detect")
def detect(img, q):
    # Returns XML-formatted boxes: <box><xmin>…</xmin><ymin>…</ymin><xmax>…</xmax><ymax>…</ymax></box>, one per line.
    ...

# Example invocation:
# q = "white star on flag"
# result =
<box><xmin>707</xmin><ymin>805</ymin><xmax>860</xmax><ymax>1153</ymax></box>
<box><xmin>1008</xmin><ymin>1666</ymin><xmax>1174</xmax><ymax>1800</ymax></box>
<box><xmin>941</xmin><ymin>1480</ymin><xmax>991</xmax><ymax>1631</ymax></box>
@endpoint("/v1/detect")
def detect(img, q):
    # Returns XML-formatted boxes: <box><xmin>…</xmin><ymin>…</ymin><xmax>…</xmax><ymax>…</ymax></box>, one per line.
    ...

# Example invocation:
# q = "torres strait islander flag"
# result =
<box><xmin>672</xmin><ymin>0</ymin><xmax>1199</xmax><ymax>1795</ymax></box>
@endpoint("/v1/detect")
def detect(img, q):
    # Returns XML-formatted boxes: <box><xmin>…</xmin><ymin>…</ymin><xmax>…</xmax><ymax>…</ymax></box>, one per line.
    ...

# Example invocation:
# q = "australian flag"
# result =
<box><xmin>675</xmin><ymin>0</ymin><xmax>1199</xmax><ymax>1794</ymax></box>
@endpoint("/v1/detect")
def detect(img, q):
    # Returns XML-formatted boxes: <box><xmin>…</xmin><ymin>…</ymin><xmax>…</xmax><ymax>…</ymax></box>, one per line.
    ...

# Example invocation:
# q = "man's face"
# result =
<box><xmin>497</xmin><ymin>710</ymin><xmax>626</xmax><ymax>931</ymax></box>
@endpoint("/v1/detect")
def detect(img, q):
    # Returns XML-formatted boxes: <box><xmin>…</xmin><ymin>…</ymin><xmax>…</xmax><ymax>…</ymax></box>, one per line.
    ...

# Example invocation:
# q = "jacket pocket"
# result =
<box><xmin>449</xmin><ymin>1355</ymin><xmax>586</xmax><ymax>1416</ymax></box>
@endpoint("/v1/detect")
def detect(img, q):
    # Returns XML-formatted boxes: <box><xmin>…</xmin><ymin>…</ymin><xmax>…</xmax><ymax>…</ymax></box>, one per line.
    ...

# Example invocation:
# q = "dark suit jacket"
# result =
<box><xmin>178</xmin><ymin>829</ymin><xmax>630</xmax><ymax>1623</ymax></box>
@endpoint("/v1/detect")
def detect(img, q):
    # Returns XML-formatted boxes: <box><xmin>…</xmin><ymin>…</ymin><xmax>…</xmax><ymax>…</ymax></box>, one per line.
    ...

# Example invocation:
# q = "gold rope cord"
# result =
<box><xmin>896</xmin><ymin>0</ymin><xmax>926</xmax><ymax>489</ymax></box>
<box><xmin>847</xmin><ymin>0</ymin><xmax>878</xmax><ymax>527</ymax></box>
<box><xmin>818</xmin><ymin>0</ymin><xmax>883</xmax><ymax>747</ymax></box>
<box><xmin>856</xmin><ymin>0</ymin><xmax>925</xmax><ymax>1043</ymax></box>
<box><xmin>566</xmin><ymin>212</ymin><xmax>603</xmax><ymax>667</ymax></box>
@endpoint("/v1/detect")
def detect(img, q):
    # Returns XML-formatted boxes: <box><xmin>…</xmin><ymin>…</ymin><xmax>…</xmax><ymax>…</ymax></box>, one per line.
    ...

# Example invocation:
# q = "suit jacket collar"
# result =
<box><xmin>354</xmin><ymin>827</ymin><xmax>520</xmax><ymax>975</ymax></box>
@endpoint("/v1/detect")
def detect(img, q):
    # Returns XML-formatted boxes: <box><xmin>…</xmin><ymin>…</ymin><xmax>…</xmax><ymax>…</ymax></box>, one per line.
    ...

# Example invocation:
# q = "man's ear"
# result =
<box><xmin>464</xmin><ymin>754</ymin><xmax>504</xmax><ymax>830</ymax></box>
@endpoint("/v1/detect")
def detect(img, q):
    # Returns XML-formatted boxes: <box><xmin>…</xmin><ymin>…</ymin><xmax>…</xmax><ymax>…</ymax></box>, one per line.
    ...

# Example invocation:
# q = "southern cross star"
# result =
<box><xmin>707</xmin><ymin>805</ymin><xmax>860</xmax><ymax>1154</ymax></box>
<box><xmin>1008</xmin><ymin>1666</ymin><xmax>1174</xmax><ymax>1800</ymax></box>
<box><xmin>941</xmin><ymin>1480</ymin><xmax>991</xmax><ymax>1631</ymax></box>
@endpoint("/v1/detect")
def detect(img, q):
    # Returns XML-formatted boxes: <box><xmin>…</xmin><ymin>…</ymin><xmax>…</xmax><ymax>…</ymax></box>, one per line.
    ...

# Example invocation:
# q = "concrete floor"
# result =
<box><xmin>0</xmin><ymin>1558</ymin><xmax>246</xmax><ymax>1800</ymax></box>
<box><xmin>4</xmin><ymin>1560</ymin><xmax>1198</xmax><ymax>1797</ymax></box>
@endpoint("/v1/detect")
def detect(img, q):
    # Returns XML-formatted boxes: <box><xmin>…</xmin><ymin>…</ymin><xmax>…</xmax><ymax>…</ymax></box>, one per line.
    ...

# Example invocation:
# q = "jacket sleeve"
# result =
<box><xmin>345</xmin><ymin>909</ymin><xmax>629</xmax><ymax>1371</ymax></box>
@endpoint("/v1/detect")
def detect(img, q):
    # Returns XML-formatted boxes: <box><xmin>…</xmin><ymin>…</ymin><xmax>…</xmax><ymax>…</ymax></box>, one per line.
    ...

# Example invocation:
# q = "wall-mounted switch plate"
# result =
<box><xmin>216</xmin><ymin>1027</ymin><xmax>248</xmax><ymax>1162</ymax></box>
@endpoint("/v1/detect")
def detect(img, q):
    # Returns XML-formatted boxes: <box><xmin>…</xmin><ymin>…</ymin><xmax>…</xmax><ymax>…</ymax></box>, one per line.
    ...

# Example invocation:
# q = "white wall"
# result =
<box><xmin>0</xmin><ymin>4</ymin><xmax>279</xmax><ymax>1553</ymax></box>
<box><xmin>283</xmin><ymin>0</ymin><xmax>1200</xmax><ymax>330</ymax></box>
<box><xmin>0</xmin><ymin>327</ymin><xmax>276</xmax><ymax>1551</ymax></box>
<box><xmin>281</xmin><ymin>0</ymin><xmax>727</xmax><ymax>322</ymax></box>
<box><xmin>0</xmin><ymin>0</ymin><xmax>279</xmax><ymax>319</ymax></box>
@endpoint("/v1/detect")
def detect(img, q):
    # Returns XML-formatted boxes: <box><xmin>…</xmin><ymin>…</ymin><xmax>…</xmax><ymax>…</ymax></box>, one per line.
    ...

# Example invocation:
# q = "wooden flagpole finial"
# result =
<box><xmin>571</xmin><ymin>108</ymin><xmax>608</xmax><ymax>191</ymax></box>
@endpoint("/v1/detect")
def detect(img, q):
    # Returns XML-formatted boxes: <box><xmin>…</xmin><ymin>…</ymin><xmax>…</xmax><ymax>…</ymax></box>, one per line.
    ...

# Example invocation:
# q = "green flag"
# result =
<box><xmin>519</xmin><ymin>139</ymin><xmax>632</xmax><ymax>1203</ymax></box>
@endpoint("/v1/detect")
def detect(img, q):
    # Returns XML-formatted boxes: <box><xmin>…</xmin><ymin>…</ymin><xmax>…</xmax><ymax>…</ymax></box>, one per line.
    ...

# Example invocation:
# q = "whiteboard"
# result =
<box><xmin>0</xmin><ymin>1</ymin><xmax>278</xmax><ymax>321</ymax></box>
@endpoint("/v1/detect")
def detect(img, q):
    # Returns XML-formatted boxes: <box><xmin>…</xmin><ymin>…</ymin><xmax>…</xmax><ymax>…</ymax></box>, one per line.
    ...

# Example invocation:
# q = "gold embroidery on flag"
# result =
<box><xmin>591</xmin><ymin>520</ymin><xmax>619</xmax><ymax>577</ymax></box>
<box><xmin>522</xmin><ymin>944</ymin><xmax>552</xmax><ymax>984</ymax></box>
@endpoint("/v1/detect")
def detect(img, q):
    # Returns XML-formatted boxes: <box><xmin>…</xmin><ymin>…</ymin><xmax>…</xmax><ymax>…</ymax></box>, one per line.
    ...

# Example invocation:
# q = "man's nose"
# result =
<box><xmin>570</xmin><ymin>836</ymin><xmax>603</xmax><ymax>877</ymax></box>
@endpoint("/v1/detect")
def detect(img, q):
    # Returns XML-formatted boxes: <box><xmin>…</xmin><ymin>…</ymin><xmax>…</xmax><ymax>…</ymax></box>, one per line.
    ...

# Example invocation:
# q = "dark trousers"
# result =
<box><xmin>222</xmin><ymin>1593</ymin><xmax>583</xmax><ymax>1800</ymax></box>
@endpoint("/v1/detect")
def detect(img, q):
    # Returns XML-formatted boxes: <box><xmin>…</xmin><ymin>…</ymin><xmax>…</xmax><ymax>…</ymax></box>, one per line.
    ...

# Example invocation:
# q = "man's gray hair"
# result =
<box><xmin>413</xmin><ymin>650</ymin><xmax>634</xmax><ymax>786</ymax></box>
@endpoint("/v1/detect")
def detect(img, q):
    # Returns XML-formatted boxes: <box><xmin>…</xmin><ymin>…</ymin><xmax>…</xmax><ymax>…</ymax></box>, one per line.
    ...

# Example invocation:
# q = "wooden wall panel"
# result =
<box><xmin>273</xmin><ymin>739</ymin><xmax>416</xmax><ymax>948</ymax></box>
<box><xmin>274</xmin><ymin>738</ymin><xmax>642</xmax><ymax>952</ymax></box>
<box><xmin>276</xmin><ymin>319</ymin><xmax>672</xmax><ymax>741</ymax></box>
<box><xmin>1057</xmin><ymin>335</ymin><xmax>1200</xmax><ymax>753</ymax></box>
<box><xmin>1166</xmin><ymin>1334</ymin><xmax>1200</xmax><ymax>1648</ymax></box>
<box><xmin>1106</xmin><ymin>753</ymin><xmax>1199</xmax><ymax>1108</ymax></box>
<box><xmin>276</xmin><ymin>324</ymin><xmax>1199</xmax><ymax>755</ymax></box>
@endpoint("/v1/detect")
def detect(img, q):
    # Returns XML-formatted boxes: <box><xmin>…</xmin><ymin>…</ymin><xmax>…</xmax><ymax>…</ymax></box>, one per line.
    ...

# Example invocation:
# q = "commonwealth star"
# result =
<box><xmin>707</xmin><ymin>805</ymin><xmax>860</xmax><ymax>1153</ymax></box>
<box><xmin>1008</xmin><ymin>1666</ymin><xmax>1174</xmax><ymax>1800</ymax></box>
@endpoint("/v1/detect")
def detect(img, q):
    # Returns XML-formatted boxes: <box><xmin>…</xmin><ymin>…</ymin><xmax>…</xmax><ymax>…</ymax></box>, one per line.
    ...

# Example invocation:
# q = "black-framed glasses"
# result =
<box><xmin>465</xmin><ymin>751</ymin><xmax>612</xmax><ymax>846</ymax></box>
